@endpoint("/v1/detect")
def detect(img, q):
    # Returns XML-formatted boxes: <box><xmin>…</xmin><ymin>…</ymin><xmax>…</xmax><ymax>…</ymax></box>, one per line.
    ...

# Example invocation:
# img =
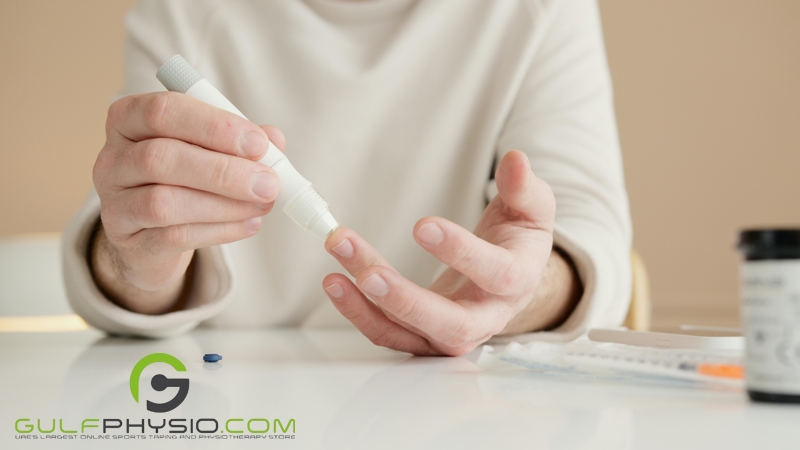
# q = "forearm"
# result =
<box><xmin>499</xmin><ymin>247</ymin><xmax>582</xmax><ymax>334</ymax></box>
<box><xmin>89</xmin><ymin>224</ymin><xmax>191</xmax><ymax>315</ymax></box>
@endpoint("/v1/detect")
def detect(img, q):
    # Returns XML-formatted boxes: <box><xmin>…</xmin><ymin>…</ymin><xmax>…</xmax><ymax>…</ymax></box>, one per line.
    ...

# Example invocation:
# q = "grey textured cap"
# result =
<box><xmin>156</xmin><ymin>54</ymin><xmax>203</xmax><ymax>93</ymax></box>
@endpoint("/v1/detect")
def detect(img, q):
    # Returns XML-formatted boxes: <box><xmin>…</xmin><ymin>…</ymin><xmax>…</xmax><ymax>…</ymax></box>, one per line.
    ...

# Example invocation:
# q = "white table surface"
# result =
<box><xmin>2</xmin><ymin>328</ymin><xmax>800</xmax><ymax>450</ymax></box>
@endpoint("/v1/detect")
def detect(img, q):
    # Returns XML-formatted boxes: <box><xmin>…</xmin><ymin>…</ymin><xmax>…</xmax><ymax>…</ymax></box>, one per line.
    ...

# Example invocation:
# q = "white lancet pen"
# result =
<box><xmin>156</xmin><ymin>54</ymin><xmax>339</xmax><ymax>240</ymax></box>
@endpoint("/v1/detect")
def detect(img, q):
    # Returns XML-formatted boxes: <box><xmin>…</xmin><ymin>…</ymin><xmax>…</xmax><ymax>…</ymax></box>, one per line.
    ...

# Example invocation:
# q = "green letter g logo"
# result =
<box><xmin>130</xmin><ymin>353</ymin><xmax>189</xmax><ymax>413</ymax></box>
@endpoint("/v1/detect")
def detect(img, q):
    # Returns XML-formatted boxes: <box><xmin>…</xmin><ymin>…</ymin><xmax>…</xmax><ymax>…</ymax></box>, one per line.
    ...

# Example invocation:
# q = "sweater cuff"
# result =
<box><xmin>61</xmin><ymin>190</ymin><xmax>235</xmax><ymax>338</ymax></box>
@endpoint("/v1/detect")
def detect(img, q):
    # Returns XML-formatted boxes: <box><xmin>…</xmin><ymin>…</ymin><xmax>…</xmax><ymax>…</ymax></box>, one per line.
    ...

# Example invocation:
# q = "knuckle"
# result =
<box><xmin>444</xmin><ymin>316</ymin><xmax>475</xmax><ymax>348</ymax></box>
<box><xmin>204</xmin><ymin>115</ymin><xmax>229</xmax><ymax>150</ymax></box>
<box><xmin>163</xmin><ymin>224</ymin><xmax>191</xmax><ymax>251</ymax></box>
<box><xmin>489</xmin><ymin>260</ymin><xmax>521</xmax><ymax>295</ymax></box>
<box><xmin>136</xmin><ymin>139</ymin><xmax>171</xmax><ymax>179</ymax></box>
<box><xmin>209</xmin><ymin>155</ymin><xmax>237</xmax><ymax>193</ymax></box>
<box><xmin>342</xmin><ymin>305</ymin><xmax>364</xmax><ymax>323</ymax></box>
<box><xmin>451</xmin><ymin>243</ymin><xmax>475</xmax><ymax>270</ymax></box>
<box><xmin>344</xmin><ymin>241</ymin><xmax>384</xmax><ymax>274</ymax></box>
<box><xmin>354</xmin><ymin>254</ymin><xmax>381</xmax><ymax>274</ymax></box>
<box><xmin>141</xmin><ymin>93</ymin><xmax>174</xmax><ymax>133</ymax></box>
<box><xmin>368</xmin><ymin>328</ymin><xmax>394</xmax><ymax>348</ymax></box>
<box><xmin>140</xmin><ymin>186</ymin><xmax>176</xmax><ymax>226</ymax></box>
<box><xmin>383</xmin><ymin>311</ymin><xmax>407</xmax><ymax>329</ymax></box>
<box><xmin>393</xmin><ymin>296</ymin><xmax>421</xmax><ymax>323</ymax></box>
<box><xmin>216</xmin><ymin>221</ymin><xmax>242</xmax><ymax>245</ymax></box>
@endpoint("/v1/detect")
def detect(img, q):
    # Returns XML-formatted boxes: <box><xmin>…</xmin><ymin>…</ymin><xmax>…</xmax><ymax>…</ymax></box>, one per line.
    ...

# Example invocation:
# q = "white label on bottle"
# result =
<box><xmin>741</xmin><ymin>260</ymin><xmax>800</xmax><ymax>394</ymax></box>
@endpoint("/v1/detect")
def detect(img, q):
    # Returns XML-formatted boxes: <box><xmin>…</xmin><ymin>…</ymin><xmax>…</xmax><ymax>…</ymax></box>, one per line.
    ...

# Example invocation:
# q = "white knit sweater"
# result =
<box><xmin>63</xmin><ymin>0</ymin><xmax>632</xmax><ymax>342</ymax></box>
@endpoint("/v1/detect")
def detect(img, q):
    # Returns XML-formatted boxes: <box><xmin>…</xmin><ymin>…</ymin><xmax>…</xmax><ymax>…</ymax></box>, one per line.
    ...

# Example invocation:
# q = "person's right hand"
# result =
<box><xmin>91</xmin><ymin>92</ymin><xmax>284</xmax><ymax>314</ymax></box>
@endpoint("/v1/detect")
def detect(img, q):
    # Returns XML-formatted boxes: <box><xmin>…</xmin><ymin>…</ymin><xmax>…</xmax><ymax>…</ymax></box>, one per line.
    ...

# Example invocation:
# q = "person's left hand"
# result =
<box><xmin>322</xmin><ymin>150</ymin><xmax>569</xmax><ymax>356</ymax></box>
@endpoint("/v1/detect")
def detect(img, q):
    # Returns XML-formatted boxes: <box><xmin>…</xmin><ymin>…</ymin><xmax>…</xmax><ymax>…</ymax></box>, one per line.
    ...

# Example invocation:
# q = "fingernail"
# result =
<box><xmin>256</xmin><ymin>202</ymin><xmax>272</xmax><ymax>211</ymax></box>
<box><xmin>251</xmin><ymin>172</ymin><xmax>278</xmax><ymax>200</ymax></box>
<box><xmin>331</xmin><ymin>239</ymin><xmax>354</xmax><ymax>258</ymax></box>
<box><xmin>325</xmin><ymin>283</ymin><xmax>344</xmax><ymax>300</ymax></box>
<box><xmin>245</xmin><ymin>217</ymin><xmax>262</xmax><ymax>232</ymax></box>
<box><xmin>240</xmin><ymin>131</ymin><xmax>267</xmax><ymax>158</ymax></box>
<box><xmin>417</xmin><ymin>222</ymin><xmax>444</xmax><ymax>245</ymax></box>
<box><xmin>361</xmin><ymin>273</ymin><xmax>389</xmax><ymax>298</ymax></box>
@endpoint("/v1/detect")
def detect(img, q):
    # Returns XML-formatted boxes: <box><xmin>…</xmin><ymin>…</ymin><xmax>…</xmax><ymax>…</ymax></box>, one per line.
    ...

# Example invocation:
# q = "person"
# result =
<box><xmin>63</xmin><ymin>0</ymin><xmax>632</xmax><ymax>356</ymax></box>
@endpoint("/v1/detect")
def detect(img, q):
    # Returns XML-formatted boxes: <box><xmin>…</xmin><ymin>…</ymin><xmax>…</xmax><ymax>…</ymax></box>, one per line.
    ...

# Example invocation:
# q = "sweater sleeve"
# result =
<box><xmin>62</xmin><ymin>0</ymin><xmax>235</xmax><ymax>337</ymax></box>
<box><xmin>488</xmin><ymin>0</ymin><xmax>633</xmax><ymax>344</ymax></box>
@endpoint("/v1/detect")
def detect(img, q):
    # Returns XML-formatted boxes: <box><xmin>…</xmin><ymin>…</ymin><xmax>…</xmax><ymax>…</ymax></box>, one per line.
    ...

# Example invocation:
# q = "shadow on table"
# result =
<box><xmin>322</xmin><ymin>356</ymin><xmax>635</xmax><ymax>450</ymax></box>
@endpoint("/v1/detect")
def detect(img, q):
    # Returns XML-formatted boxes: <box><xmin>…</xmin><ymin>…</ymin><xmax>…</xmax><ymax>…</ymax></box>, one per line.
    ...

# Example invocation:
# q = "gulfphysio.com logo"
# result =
<box><xmin>130</xmin><ymin>353</ymin><xmax>190</xmax><ymax>413</ymax></box>
<box><xmin>15</xmin><ymin>353</ymin><xmax>296</xmax><ymax>441</ymax></box>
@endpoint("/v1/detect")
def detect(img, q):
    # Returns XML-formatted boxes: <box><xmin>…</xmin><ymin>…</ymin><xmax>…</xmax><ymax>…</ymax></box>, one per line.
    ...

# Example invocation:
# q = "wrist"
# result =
<box><xmin>88</xmin><ymin>222</ymin><xmax>191</xmax><ymax>315</ymax></box>
<box><xmin>499</xmin><ymin>246</ymin><xmax>583</xmax><ymax>335</ymax></box>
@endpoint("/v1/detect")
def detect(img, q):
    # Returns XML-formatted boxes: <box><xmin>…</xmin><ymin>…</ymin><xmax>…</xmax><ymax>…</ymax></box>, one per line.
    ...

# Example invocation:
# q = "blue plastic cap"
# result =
<box><xmin>203</xmin><ymin>353</ymin><xmax>222</xmax><ymax>363</ymax></box>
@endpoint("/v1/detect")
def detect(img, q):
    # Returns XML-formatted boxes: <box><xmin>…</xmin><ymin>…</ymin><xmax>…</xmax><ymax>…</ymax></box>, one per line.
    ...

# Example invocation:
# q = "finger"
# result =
<box><xmin>354</xmin><ymin>266</ymin><xmax>508</xmax><ymax>354</ymax></box>
<box><xmin>324</xmin><ymin>228</ymin><xmax>425</xmax><ymax>336</ymax></box>
<box><xmin>495</xmin><ymin>150</ymin><xmax>556</xmax><ymax>232</ymax></box>
<box><xmin>324</xmin><ymin>227</ymin><xmax>395</xmax><ymax>276</ymax></box>
<box><xmin>413</xmin><ymin>217</ymin><xmax>526</xmax><ymax>296</ymax></box>
<box><xmin>110</xmin><ymin>185</ymin><xmax>271</xmax><ymax>233</ymax></box>
<box><xmin>322</xmin><ymin>274</ymin><xmax>435</xmax><ymax>355</ymax></box>
<box><xmin>106</xmin><ymin>92</ymin><xmax>269</xmax><ymax>160</ymax></box>
<box><xmin>105</xmin><ymin>138</ymin><xmax>279</xmax><ymax>203</ymax></box>
<box><xmin>325</xmin><ymin>226</ymin><xmax>485</xmax><ymax>343</ymax></box>
<box><xmin>261</xmin><ymin>125</ymin><xmax>286</xmax><ymax>152</ymax></box>
<box><xmin>125</xmin><ymin>217</ymin><xmax>262</xmax><ymax>258</ymax></box>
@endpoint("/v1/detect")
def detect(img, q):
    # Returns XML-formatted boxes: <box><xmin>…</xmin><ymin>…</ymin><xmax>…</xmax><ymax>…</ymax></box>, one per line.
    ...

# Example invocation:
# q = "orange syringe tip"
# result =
<box><xmin>697</xmin><ymin>364</ymin><xmax>744</xmax><ymax>379</ymax></box>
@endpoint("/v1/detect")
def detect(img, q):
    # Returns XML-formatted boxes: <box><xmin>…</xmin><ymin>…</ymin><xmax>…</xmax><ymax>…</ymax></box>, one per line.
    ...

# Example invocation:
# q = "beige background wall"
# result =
<box><xmin>602</xmin><ymin>1</ymin><xmax>800</xmax><ymax>326</ymax></box>
<box><xmin>1</xmin><ymin>1</ymin><xmax>798</xmax><ymax>327</ymax></box>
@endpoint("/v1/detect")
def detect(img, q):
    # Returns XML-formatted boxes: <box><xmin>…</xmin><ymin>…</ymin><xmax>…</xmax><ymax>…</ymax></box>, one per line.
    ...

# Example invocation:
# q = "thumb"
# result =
<box><xmin>495</xmin><ymin>150</ymin><xmax>555</xmax><ymax>232</ymax></box>
<box><xmin>259</xmin><ymin>124</ymin><xmax>286</xmax><ymax>153</ymax></box>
